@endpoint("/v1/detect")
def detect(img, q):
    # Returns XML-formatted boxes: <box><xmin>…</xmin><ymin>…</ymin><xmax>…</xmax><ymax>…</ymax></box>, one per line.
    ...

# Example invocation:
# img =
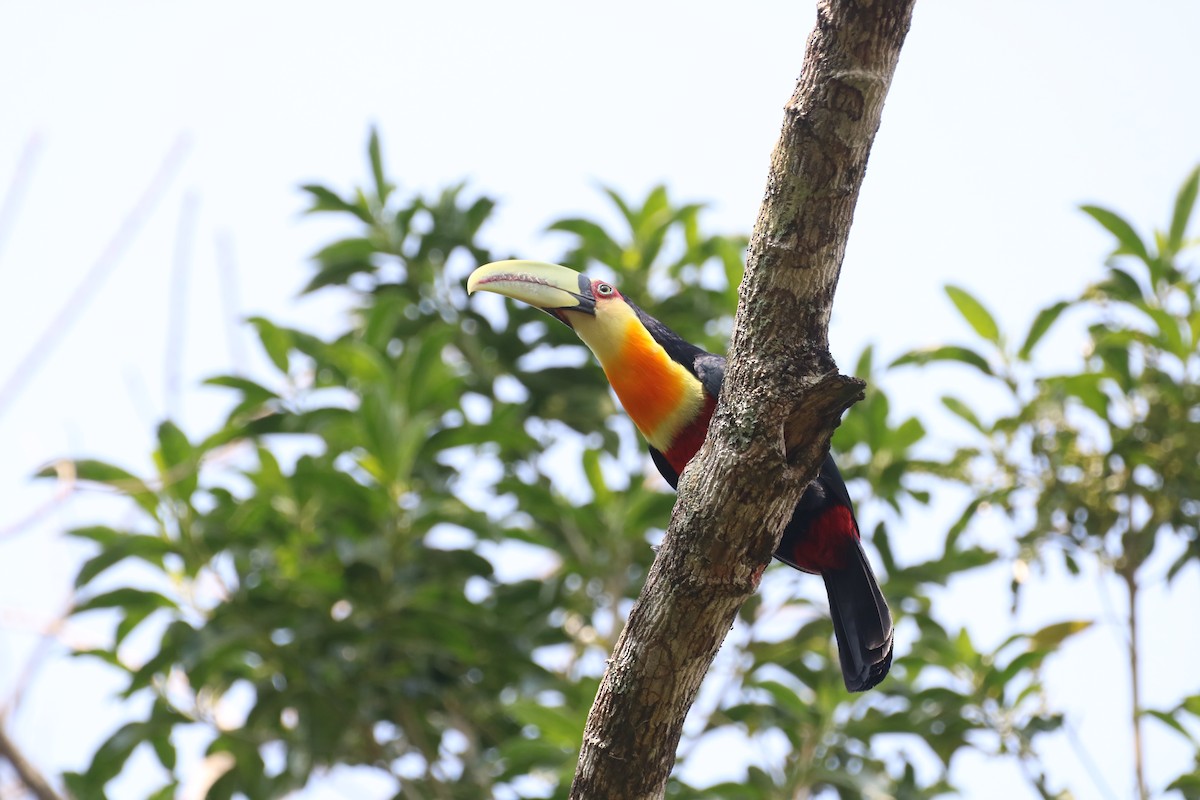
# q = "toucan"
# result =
<box><xmin>467</xmin><ymin>260</ymin><xmax>893</xmax><ymax>691</ymax></box>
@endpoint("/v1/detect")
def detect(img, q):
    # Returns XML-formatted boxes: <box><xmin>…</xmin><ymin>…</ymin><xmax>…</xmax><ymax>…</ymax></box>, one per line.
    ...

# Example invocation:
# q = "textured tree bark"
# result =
<box><xmin>567</xmin><ymin>2</ymin><xmax>917</xmax><ymax>798</ymax></box>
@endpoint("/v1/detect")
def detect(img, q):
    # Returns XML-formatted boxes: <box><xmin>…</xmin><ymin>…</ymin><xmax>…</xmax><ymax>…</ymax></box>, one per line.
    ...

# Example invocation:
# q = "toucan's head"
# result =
<box><xmin>467</xmin><ymin>260</ymin><xmax>710</xmax><ymax>452</ymax></box>
<box><xmin>466</xmin><ymin>260</ymin><xmax>642</xmax><ymax>366</ymax></box>
<box><xmin>466</xmin><ymin>260</ymin><xmax>623</xmax><ymax>328</ymax></box>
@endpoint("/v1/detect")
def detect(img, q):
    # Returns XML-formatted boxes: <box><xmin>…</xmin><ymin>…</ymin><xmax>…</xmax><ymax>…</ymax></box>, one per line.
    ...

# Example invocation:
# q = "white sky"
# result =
<box><xmin>2</xmin><ymin>1</ymin><xmax>1200</xmax><ymax>798</ymax></box>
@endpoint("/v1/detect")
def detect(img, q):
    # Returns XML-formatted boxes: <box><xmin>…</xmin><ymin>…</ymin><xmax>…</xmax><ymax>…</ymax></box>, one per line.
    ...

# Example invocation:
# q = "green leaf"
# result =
<box><xmin>368</xmin><ymin>127</ymin><xmax>391</xmax><ymax>205</ymax></box>
<box><xmin>204</xmin><ymin>375</ymin><xmax>278</xmax><ymax>407</ymax></box>
<box><xmin>984</xmin><ymin>650</ymin><xmax>1044</xmax><ymax>695</ymax></box>
<box><xmin>157</xmin><ymin>421</ymin><xmax>191</xmax><ymax>470</ymax></box>
<box><xmin>72</xmin><ymin>648</ymin><xmax>127</xmax><ymax>670</ymax></box>
<box><xmin>601</xmin><ymin>186</ymin><xmax>635</xmax><ymax>227</ymax></box>
<box><xmin>68</xmin><ymin>525</ymin><xmax>127</xmax><ymax>547</ymax></box>
<box><xmin>944</xmin><ymin>496</ymin><xmax>984</xmax><ymax>551</ymax></box>
<box><xmin>870</xmin><ymin>522</ymin><xmax>894</xmax><ymax>575</ymax></box>
<box><xmin>311</xmin><ymin>237</ymin><xmax>379</xmax><ymax>267</ymax></box>
<box><xmin>1019</xmin><ymin>300</ymin><xmax>1069</xmax><ymax>360</ymax></box>
<box><xmin>82</xmin><ymin>721</ymin><xmax>151</xmax><ymax>786</ymax></box>
<box><xmin>300</xmin><ymin>184</ymin><xmax>373</xmax><ymax>224</ymax></box>
<box><xmin>1145</xmin><ymin>709</ymin><xmax>1196</xmax><ymax>744</ymax></box>
<box><xmin>75</xmin><ymin>533</ymin><xmax>173</xmax><ymax>589</ymax></box>
<box><xmin>1146</xmin><ymin>306</ymin><xmax>1188</xmax><ymax>357</ymax></box>
<box><xmin>1081</xmin><ymin>205</ymin><xmax>1149</xmax><ymax>260</ymax></box>
<box><xmin>1168</xmin><ymin>165</ymin><xmax>1200</xmax><ymax>253</ymax></box>
<box><xmin>891</xmin><ymin>417</ymin><xmax>926</xmax><ymax>450</ymax></box>
<box><xmin>747</xmin><ymin>679</ymin><xmax>809</xmax><ymax>724</ymax></box>
<box><xmin>853</xmin><ymin>344</ymin><xmax>874</xmax><ymax>378</ymax></box>
<box><xmin>38</xmin><ymin>460</ymin><xmax>160</xmax><ymax>518</ymax></box>
<box><xmin>581</xmin><ymin>449</ymin><xmax>612</xmax><ymax>506</ymax></box>
<box><xmin>1094</xmin><ymin>340</ymin><xmax>1132</xmax><ymax>388</ymax></box>
<box><xmin>891</xmin><ymin>345</ymin><xmax>993</xmax><ymax>375</ymax></box>
<box><xmin>40</xmin><ymin>459</ymin><xmax>139</xmax><ymax>489</ymax></box>
<box><xmin>323</xmin><ymin>340</ymin><xmax>388</xmax><ymax>384</ymax></box>
<box><xmin>547</xmin><ymin>217</ymin><xmax>623</xmax><ymax>267</ymax></box>
<box><xmin>150</xmin><ymin>733</ymin><xmax>177</xmax><ymax>772</ymax></box>
<box><xmin>954</xmin><ymin>627</ymin><xmax>977</xmax><ymax>662</ymax></box>
<box><xmin>62</xmin><ymin>773</ymin><xmax>93</xmax><ymax>799</ymax></box>
<box><xmin>301</xmin><ymin>262</ymin><xmax>375</xmax><ymax>294</ymax></box>
<box><xmin>1166</xmin><ymin>771</ymin><xmax>1200</xmax><ymax>797</ymax></box>
<box><xmin>1094</xmin><ymin>267</ymin><xmax>1145</xmax><ymax>302</ymax></box>
<box><xmin>248</xmin><ymin>317</ymin><xmax>293</xmax><ymax>373</ymax></box>
<box><xmin>75</xmin><ymin>588</ymin><xmax>177</xmax><ymax>615</ymax></box>
<box><xmin>1045</xmin><ymin>373</ymin><xmax>1110</xmax><ymax>419</ymax></box>
<box><xmin>146</xmin><ymin>783</ymin><xmax>179</xmax><ymax>800</ymax></box>
<box><xmin>1028</xmin><ymin>620</ymin><xmax>1092</xmax><ymax>651</ymax></box>
<box><xmin>156</xmin><ymin>421</ymin><xmax>198</xmax><ymax>500</ymax></box>
<box><xmin>941</xmin><ymin>396</ymin><xmax>984</xmax><ymax>432</ymax></box>
<box><xmin>114</xmin><ymin>603</ymin><xmax>161</xmax><ymax>647</ymax></box>
<box><xmin>945</xmin><ymin>285</ymin><xmax>1001</xmax><ymax>344</ymax></box>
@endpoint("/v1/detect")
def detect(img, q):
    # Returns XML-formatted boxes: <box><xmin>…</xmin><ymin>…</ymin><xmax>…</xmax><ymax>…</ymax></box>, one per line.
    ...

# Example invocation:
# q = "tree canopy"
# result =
<box><xmin>27</xmin><ymin>134</ymin><xmax>1200</xmax><ymax>799</ymax></box>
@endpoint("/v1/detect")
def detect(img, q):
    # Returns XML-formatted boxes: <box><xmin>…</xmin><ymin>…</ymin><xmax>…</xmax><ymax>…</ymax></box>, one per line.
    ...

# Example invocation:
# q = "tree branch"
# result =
<box><xmin>0</xmin><ymin>722</ymin><xmax>65</xmax><ymax>800</ymax></box>
<box><xmin>568</xmin><ymin>2</ymin><xmax>916</xmax><ymax>798</ymax></box>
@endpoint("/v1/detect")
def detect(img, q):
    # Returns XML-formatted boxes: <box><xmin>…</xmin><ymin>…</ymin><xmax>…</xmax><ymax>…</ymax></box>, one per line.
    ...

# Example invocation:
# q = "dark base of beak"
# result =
<box><xmin>548</xmin><ymin>309</ymin><xmax>576</xmax><ymax>328</ymax></box>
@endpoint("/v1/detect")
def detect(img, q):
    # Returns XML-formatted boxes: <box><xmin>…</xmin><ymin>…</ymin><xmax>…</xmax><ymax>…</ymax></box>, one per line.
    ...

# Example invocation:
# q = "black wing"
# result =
<box><xmin>649</xmin><ymin>447</ymin><xmax>679</xmax><ymax>489</ymax></box>
<box><xmin>692</xmin><ymin>353</ymin><xmax>726</xmax><ymax>398</ymax></box>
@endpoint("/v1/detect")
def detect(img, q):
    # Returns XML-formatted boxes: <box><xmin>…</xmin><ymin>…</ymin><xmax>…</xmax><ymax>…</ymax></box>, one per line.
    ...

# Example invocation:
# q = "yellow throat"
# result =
<box><xmin>569</xmin><ymin>300</ymin><xmax>706</xmax><ymax>452</ymax></box>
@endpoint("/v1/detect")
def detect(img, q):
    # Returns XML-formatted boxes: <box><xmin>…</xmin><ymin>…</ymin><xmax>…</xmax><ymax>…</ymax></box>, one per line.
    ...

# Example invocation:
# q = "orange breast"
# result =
<box><xmin>602</xmin><ymin>321</ymin><xmax>692</xmax><ymax>439</ymax></box>
<box><xmin>574</xmin><ymin>305</ymin><xmax>707</xmax><ymax>453</ymax></box>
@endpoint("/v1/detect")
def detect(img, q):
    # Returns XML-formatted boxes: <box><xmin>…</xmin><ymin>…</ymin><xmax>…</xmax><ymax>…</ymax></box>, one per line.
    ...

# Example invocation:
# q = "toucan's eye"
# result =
<box><xmin>596</xmin><ymin>283</ymin><xmax>615</xmax><ymax>297</ymax></box>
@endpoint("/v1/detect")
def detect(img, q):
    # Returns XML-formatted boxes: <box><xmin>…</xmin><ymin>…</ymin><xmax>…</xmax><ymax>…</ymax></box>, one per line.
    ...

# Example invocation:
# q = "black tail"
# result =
<box><xmin>822</xmin><ymin>536</ymin><xmax>893</xmax><ymax>692</ymax></box>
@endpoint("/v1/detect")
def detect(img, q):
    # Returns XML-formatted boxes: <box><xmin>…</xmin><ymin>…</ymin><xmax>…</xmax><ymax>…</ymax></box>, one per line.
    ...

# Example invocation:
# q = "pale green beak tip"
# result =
<box><xmin>466</xmin><ymin>260</ymin><xmax>587</xmax><ymax>311</ymax></box>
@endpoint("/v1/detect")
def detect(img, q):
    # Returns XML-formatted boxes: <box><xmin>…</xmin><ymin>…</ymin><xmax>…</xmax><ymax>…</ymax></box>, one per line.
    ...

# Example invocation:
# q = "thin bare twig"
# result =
<box><xmin>214</xmin><ymin>230</ymin><xmax>247</xmax><ymax>374</ymax></box>
<box><xmin>0</xmin><ymin>466</ymin><xmax>75</xmax><ymax>543</ymax></box>
<box><xmin>0</xmin><ymin>599</ymin><xmax>73</xmax><ymax>720</ymax></box>
<box><xmin>122</xmin><ymin>365</ymin><xmax>158</xmax><ymax>429</ymax></box>
<box><xmin>0</xmin><ymin>134</ymin><xmax>44</xmax><ymax>266</ymax></box>
<box><xmin>0</xmin><ymin>135</ymin><xmax>192</xmax><ymax>423</ymax></box>
<box><xmin>165</xmin><ymin>192</ymin><xmax>200</xmax><ymax>418</ymax></box>
<box><xmin>1124</xmin><ymin>570</ymin><xmax>1148</xmax><ymax>800</ymax></box>
<box><xmin>1063</xmin><ymin>719</ymin><xmax>1120</xmax><ymax>800</ymax></box>
<box><xmin>0</xmin><ymin>722</ymin><xmax>65</xmax><ymax>800</ymax></box>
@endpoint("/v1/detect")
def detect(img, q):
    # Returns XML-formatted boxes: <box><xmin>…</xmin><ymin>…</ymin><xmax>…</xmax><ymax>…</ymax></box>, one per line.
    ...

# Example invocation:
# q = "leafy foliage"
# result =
<box><xmin>45</xmin><ymin>134</ymin><xmax>1191</xmax><ymax>799</ymax></box>
<box><xmin>893</xmin><ymin>165</ymin><xmax>1200</xmax><ymax>797</ymax></box>
<box><xmin>891</xmin><ymin>167</ymin><xmax>1200</xmax><ymax>586</ymax></box>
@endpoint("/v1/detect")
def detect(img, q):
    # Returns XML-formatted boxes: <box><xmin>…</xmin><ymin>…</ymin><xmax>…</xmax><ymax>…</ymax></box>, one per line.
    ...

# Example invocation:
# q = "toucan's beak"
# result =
<box><xmin>467</xmin><ymin>260</ymin><xmax>596</xmax><ymax>323</ymax></box>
